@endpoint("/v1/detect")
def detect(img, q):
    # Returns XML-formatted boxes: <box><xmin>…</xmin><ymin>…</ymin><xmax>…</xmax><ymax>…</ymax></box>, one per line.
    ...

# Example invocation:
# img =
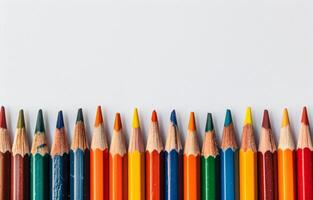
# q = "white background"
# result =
<box><xmin>1</xmin><ymin>0</ymin><xmax>313</xmax><ymax>148</ymax></box>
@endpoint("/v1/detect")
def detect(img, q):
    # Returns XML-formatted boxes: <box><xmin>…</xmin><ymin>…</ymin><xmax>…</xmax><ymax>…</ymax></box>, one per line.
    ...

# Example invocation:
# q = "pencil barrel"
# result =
<box><xmin>183</xmin><ymin>155</ymin><xmax>200</xmax><ymax>200</ymax></box>
<box><xmin>0</xmin><ymin>151</ymin><xmax>11</xmax><ymax>200</ymax></box>
<box><xmin>51</xmin><ymin>154</ymin><xmax>70</xmax><ymax>200</ymax></box>
<box><xmin>30</xmin><ymin>154</ymin><xmax>50</xmax><ymax>200</ymax></box>
<box><xmin>146</xmin><ymin>150</ymin><xmax>164</xmax><ymax>200</ymax></box>
<box><xmin>11</xmin><ymin>154</ymin><xmax>30</xmax><ymax>200</ymax></box>
<box><xmin>164</xmin><ymin>150</ymin><xmax>183</xmax><ymax>200</ymax></box>
<box><xmin>201</xmin><ymin>155</ymin><xmax>220</xmax><ymax>200</ymax></box>
<box><xmin>128</xmin><ymin>151</ymin><xmax>145</xmax><ymax>200</ymax></box>
<box><xmin>296</xmin><ymin>148</ymin><xmax>313</xmax><ymax>200</ymax></box>
<box><xmin>109</xmin><ymin>153</ymin><xmax>127</xmax><ymax>200</ymax></box>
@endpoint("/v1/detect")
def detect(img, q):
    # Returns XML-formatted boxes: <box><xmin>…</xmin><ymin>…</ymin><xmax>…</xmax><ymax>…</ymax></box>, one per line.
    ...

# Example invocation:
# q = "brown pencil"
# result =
<box><xmin>0</xmin><ymin>106</ymin><xmax>11</xmax><ymax>199</ymax></box>
<box><xmin>11</xmin><ymin>109</ymin><xmax>30</xmax><ymax>200</ymax></box>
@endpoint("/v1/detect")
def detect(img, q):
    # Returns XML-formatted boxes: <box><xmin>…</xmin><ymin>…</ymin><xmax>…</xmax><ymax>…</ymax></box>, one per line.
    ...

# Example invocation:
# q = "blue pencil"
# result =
<box><xmin>164</xmin><ymin>110</ymin><xmax>183</xmax><ymax>200</ymax></box>
<box><xmin>220</xmin><ymin>109</ymin><xmax>239</xmax><ymax>200</ymax></box>
<box><xmin>70</xmin><ymin>108</ymin><xmax>90</xmax><ymax>200</ymax></box>
<box><xmin>51</xmin><ymin>111</ymin><xmax>70</xmax><ymax>200</ymax></box>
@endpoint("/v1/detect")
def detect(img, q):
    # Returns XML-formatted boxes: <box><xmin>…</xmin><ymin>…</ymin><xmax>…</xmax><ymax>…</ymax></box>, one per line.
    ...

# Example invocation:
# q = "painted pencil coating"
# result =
<box><xmin>110</xmin><ymin>113</ymin><xmax>127</xmax><ymax>200</ymax></box>
<box><xmin>70</xmin><ymin>109</ymin><xmax>90</xmax><ymax>200</ymax></box>
<box><xmin>51</xmin><ymin>111</ymin><xmax>70</xmax><ymax>200</ymax></box>
<box><xmin>220</xmin><ymin>109</ymin><xmax>238</xmax><ymax>200</ymax></box>
<box><xmin>164</xmin><ymin>110</ymin><xmax>183</xmax><ymax>200</ymax></box>
<box><xmin>91</xmin><ymin>106</ymin><xmax>109</xmax><ymax>200</ymax></box>
<box><xmin>296</xmin><ymin>107</ymin><xmax>313</xmax><ymax>200</ymax></box>
<box><xmin>11</xmin><ymin>110</ymin><xmax>30</xmax><ymax>200</ymax></box>
<box><xmin>0</xmin><ymin>106</ymin><xmax>11</xmax><ymax>200</ymax></box>
<box><xmin>146</xmin><ymin>111</ymin><xmax>164</xmax><ymax>200</ymax></box>
<box><xmin>201</xmin><ymin>113</ymin><xmax>220</xmax><ymax>200</ymax></box>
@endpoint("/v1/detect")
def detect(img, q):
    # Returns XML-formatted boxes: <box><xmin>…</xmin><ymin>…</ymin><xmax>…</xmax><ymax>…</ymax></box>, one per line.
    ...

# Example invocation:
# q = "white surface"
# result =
<box><xmin>1</xmin><ymin>0</ymin><xmax>313</xmax><ymax>148</ymax></box>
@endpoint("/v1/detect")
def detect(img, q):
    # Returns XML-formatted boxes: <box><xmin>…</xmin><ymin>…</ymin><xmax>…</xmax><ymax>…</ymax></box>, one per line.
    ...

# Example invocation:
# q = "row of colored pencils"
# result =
<box><xmin>0</xmin><ymin>106</ymin><xmax>312</xmax><ymax>200</ymax></box>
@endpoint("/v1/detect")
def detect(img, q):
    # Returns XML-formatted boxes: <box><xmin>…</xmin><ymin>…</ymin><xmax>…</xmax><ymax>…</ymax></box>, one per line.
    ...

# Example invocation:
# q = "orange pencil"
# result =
<box><xmin>184</xmin><ymin>112</ymin><xmax>200</xmax><ymax>200</ymax></box>
<box><xmin>278</xmin><ymin>108</ymin><xmax>296</xmax><ymax>200</ymax></box>
<box><xmin>110</xmin><ymin>113</ymin><xmax>128</xmax><ymax>200</ymax></box>
<box><xmin>146</xmin><ymin>111</ymin><xmax>164</xmax><ymax>200</ymax></box>
<box><xmin>90</xmin><ymin>106</ymin><xmax>109</xmax><ymax>200</ymax></box>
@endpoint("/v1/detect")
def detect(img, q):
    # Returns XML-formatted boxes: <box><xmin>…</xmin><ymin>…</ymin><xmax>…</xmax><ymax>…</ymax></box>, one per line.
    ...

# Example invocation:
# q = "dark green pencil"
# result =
<box><xmin>201</xmin><ymin>113</ymin><xmax>220</xmax><ymax>200</ymax></box>
<box><xmin>30</xmin><ymin>110</ymin><xmax>50</xmax><ymax>200</ymax></box>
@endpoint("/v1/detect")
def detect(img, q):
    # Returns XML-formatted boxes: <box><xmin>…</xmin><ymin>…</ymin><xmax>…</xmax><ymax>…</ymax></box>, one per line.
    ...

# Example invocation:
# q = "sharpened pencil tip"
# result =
<box><xmin>132</xmin><ymin>108</ymin><xmax>140</xmax><ymax>128</ymax></box>
<box><xmin>0</xmin><ymin>106</ymin><xmax>7</xmax><ymax>129</ymax></box>
<box><xmin>35</xmin><ymin>109</ymin><xmax>45</xmax><ymax>133</ymax></box>
<box><xmin>244</xmin><ymin>107</ymin><xmax>253</xmax><ymax>125</ymax></box>
<box><xmin>170</xmin><ymin>110</ymin><xmax>178</xmax><ymax>126</ymax></box>
<box><xmin>188</xmin><ymin>112</ymin><xmax>196</xmax><ymax>131</ymax></box>
<box><xmin>76</xmin><ymin>108</ymin><xmax>84</xmax><ymax>123</ymax></box>
<box><xmin>281</xmin><ymin>108</ymin><xmax>290</xmax><ymax>127</ymax></box>
<box><xmin>17</xmin><ymin>109</ymin><xmax>25</xmax><ymax>128</ymax></box>
<box><xmin>95</xmin><ymin>106</ymin><xmax>103</xmax><ymax>126</ymax></box>
<box><xmin>114</xmin><ymin>113</ymin><xmax>122</xmax><ymax>131</ymax></box>
<box><xmin>262</xmin><ymin>110</ymin><xmax>271</xmax><ymax>129</ymax></box>
<box><xmin>151</xmin><ymin>110</ymin><xmax>158</xmax><ymax>122</ymax></box>
<box><xmin>301</xmin><ymin>106</ymin><xmax>309</xmax><ymax>125</ymax></box>
<box><xmin>224</xmin><ymin>109</ymin><xmax>233</xmax><ymax>126</ymax></box>
<box><xmin>56</xmin><ymin>111</ymin><xmax>64</xmax><ymax>129</ymax></box>
<box><xmin>205</xmin><ymin>113</ymin><xmax>214</xmax><ymax>132</ymax></box>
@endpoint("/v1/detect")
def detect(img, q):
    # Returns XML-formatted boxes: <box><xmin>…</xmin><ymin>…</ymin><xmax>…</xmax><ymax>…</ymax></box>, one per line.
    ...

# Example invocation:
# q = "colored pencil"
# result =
<box><xmin>30</xmin><ymin>109</ymin><xmax>50</xmax><ymax>200</ymax></box>
<box><xmin>296</xmin><ymin>106</ymin><xmax>313</xmax><ymax>200</ymax></box>
<box><xmin>0</xmin><ymin>106</ymin><xmax>11</xmax><ymax>200</ymax></box>
<box><xmin>239</xmin><ymin>107</ymin><xmax>257</xmax><ymax>200</ymax></box>
<box><xmin>201</xmin><ymin>113</ymin><xmax>220</xmax><ymax>200</ymax></box>
<box><xmin>11</xmin><ymin>109</ymin><xmax>30</xmax><ymax>200</ymax></box>
<box><xmin>278</xmin><ymin>108</ymin><xmax>296</xmax><ymax>200</ymax></box>
<box><xmin>128</xmin><ymin>108</ymin><xmax>145</xmax><ymax>200</ymax></box>
<box><xmin>51</xmin><ymin>111</ymin><xmax>70</xmax><ymax>200</ymax></box>
<box><xmin>220</xmin><ymin>109</ymin><xmax>238</xmax><ymax>200</ymax></box>
<box><xmin>70</xmin><ymin>108</ymin><xmax>90</xmax><ymax>200</ymax></box>
<box><xmin>110</xmin><ymin>113</ymin><xmax>128</xmax><ymax>200</ymax></box>
<box><xmin>258</xmin><ymin>110</ymin><xmax>278</xmax><ymax>200</ymax></box>
<box><xmin>183</xmin><ymin>112</ymin><xmax>200</xmax><ymax>200</ymax></box>
<box><xmin>164</xmin><ymin>110</ymin><xmax>183</xmax><ymax>200</ymax></box>
<box><xmin>91</xmin><ymin>106</ymin><xmax>109</xmax><ymax>200</ymax></box>
<box><xmin>146</xmin><ymin>110</ymin><xmax>164</xmax><ymax>200</ymax></box>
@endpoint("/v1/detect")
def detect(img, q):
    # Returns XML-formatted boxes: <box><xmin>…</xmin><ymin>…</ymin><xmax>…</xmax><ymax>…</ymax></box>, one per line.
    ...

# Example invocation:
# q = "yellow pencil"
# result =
<box><xmin>128</xmin><ymin>108</ymin><xmax>145</xmax><ymax>200</ymax></box>
<box><xmin>239</xmin><ymin>107</ymin><xmax>258</xmax><ymax>200</ymax></box>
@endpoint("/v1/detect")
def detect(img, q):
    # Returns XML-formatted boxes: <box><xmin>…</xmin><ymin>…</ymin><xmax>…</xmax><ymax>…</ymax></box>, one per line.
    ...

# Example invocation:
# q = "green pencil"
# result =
<box><xmin>30</xmin><ymin>109</ymin><xmax>50</xmax><ymax>200</ymax></box>
<box><xmin>201</xmin><ymin>113</ymin><xmax>220</xmax><ymax>200</ymax></box>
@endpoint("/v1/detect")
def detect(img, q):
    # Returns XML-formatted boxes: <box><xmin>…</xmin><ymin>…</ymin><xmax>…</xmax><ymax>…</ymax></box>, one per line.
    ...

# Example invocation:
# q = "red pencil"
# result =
<box><xmin>297</xmin><ymin>106</ymin><xmax>313</xmax><ymax>200</ymax></box>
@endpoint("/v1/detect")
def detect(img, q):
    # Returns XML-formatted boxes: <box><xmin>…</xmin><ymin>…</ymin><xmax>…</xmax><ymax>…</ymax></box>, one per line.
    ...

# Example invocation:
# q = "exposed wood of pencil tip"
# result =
<box><xmin>258</xmin><ymin>110</ymin><xmax>277</xmax><ymax>153</ymax></box>
<box><xmin>91</xmin><ymin>106</ymin><xmax>108</xmax><ymax>150</ymax></box>
<box><xmin>241</xmin><ymin>107</ymin><xmax>257</xmax><ymax>152</ymax></box>
<box><xmin>184</xmin><ymin>112</ymin><xmax>200</xmax><ymax>156</ymax></box>
<box><xmin>165</xmin><ymin>110</ymin><xmax>182</xmax><ymax>152</ymax></box>
<box><xmin>278</xmin><ymin>108</ymin><xmax>295</xmax><ymax>150</ymax></box>
<box><xmin>146</xmin><ymin>110</ymin><xmax>164</xmax><ymax>153</ymax></box>
<box><xmin>297</xmin><ymin>106</ymin><xmax>313</xmax><ymax>149</ymax></box>
<box><xmin>12</xmin><ymin>110</ymin><xmax>30</xmax><ymax>156</ymax></box>
<box><xmin>110</xmin><ymin>113</ymin><xmax>127</xmax><ymax>156</ymax></box>
<box><xmin>0</xmin><ymin>106</ymin><xmax>11</xmax><ymax>153</ymax></box>
<box><xmin>51</xmin><ymin>111</ymin><xmax>69</xmax><ymax>156</ymax></box>
<box><xmin>202</xmin><ymin>113</ymin><xmax>219</xmax><ymax>157</ymax></box>
<box><xmin>221</xmin><ymin>110</ymin><xmax>237</xmax><ymax>150</ymax></box>
<box><xmin>71</xmin><ymin>109</ymin><xmax>89</xmax><ymax>150</ymax></box>
<box><xmin>128</xmin><ymin>108</ymin><xmax>144</xmax><ymax>152</ymax></box>
<box><xmin>31</xmin><ymin>109</ymin><xmax>49</xmax><ymax>155</ymax></box>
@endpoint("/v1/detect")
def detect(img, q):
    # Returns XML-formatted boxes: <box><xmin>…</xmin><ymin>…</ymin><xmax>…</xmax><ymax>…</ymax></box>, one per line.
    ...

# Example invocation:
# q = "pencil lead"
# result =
<box><xmin>114</xmin><ymin>113</ymin><xmax>122</xmax><ymax>131</ymax></box>
<box><xmin>56</xmin><ymin>111</ymin><xmax>64</xmax><ymax>129</ymax></box>
<box><xmin>0</xmin><ymin>106</ymin><xmax>7</xmax><ymax>129</ymax></box>
<box><xmin>244</xmin><ymin>107</ymin><xmax>253</xmax><ymax>125</ymax></box>
<box><xmin>262</xmin><ymin>110</ymin><xmax>271</xmax><ymax>129</ymax></box>
<box><xmin>132</xmin><ymin>108</ymin><xmax>140</xmax><ymax>128</ymax></box>
<box><xmin>188</xmin><ymin>112</ymin><xmax>196</xmax><ymax>131</ymax></box>
<box><xmin>76</xmin><ymin>108</ymin><xmax>84</xmax><ymax>123</ymax></box>
<box><xmin>151</xmin><ymin>110</ymin><xmax>158</xmax><ymax>122</ymax></box>
<box><xmin>205</xmin><ymin>113</ymin><xmax>214</xmax><ymax>132</ymax></box>
<box><xmin>95</xmin><ymin>106</ymin><xmax>103</xmax><ymax>126</ymax></box>
<box><xmin>301</xmin><ymin>106</ymin><xmax>309</xmax><ymax>125</ymax></box>
<box><xmin>170</xmin><ymin>110</ymin><xmax>178</xmax><ymax>126</ymax></box>
<box><xmin>281</xmin><ymin>108</ymin><xmax>290</xmax><ymax>127</ymax></box>
<box><xmin>35</xmin><ymin>109</ymin><xmax>45</xmax><ymax>133</ymax></box>
<box><xmin>224</xmin><ymin>109</ymin><xmax>233</xmax><ymax>127</ymax></box>
<box><xmin>17</xmin><ymin>109</ymin><xmax>25</xmax><ymax>128</ymax></box>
